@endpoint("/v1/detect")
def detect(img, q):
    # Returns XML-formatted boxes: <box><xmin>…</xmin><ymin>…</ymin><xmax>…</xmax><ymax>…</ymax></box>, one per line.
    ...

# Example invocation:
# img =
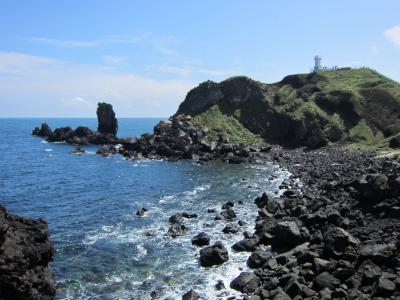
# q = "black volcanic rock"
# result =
<box><xmin>0</xmin><ymin>205</ymin><xmax>55</xmax><ymax>299</ymax></box>
<box><xmin>32</xmin><ymin>122</ymin><xmax>52</xmax><ymax>138</ymax></box>
<box><xmin>97</xmin><ymin>102</ymin><xmax>118</xmax><ymax>135</ymax></box>
<box><xmin>199</xmin><ymin>242</ymin><xmax>229</xmax><ymax>267</ymax></box>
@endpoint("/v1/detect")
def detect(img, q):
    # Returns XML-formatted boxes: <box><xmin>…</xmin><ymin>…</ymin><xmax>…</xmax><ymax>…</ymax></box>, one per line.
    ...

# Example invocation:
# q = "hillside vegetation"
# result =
<box><xmin>175</xmin><ymin>68</ymin><xmax>400</xmax><ymax>149</ymax></box>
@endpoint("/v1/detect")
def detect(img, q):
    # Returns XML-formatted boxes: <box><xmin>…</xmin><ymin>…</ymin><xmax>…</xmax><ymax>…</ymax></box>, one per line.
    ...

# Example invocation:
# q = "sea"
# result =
<box><xmin>0</xmin><ymin>118</ymin><xmax>289</xmax><ymax>300</ymax></box>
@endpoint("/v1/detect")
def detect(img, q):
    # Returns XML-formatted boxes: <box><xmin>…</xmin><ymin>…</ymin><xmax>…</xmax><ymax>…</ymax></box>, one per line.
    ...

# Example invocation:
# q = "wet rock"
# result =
<box><xmin>97</xmin><ymin>102</ymin><xmax>118</xmax><ymax>135</ymax></box>
<box><xmin>182</xmin><ymin>289</ymin><xmax>200</xmax><ymax>300</ymax></box>
<box><xmin>96</xmin><ymin>144</ymin><xmax>117</xmax><ymax>156</ymax></box>
<box><xmin>221</xmin><ymin>201</ymin><xmax>234</xmax><ymax>209</ymax></box>
<box><xmin>0</xmin><ymin>205</ymin><xmax>55</xmax><ymax>299</ymax></box>
<box><xmin>353</xmin><ymin>173</ymin><xmax>389</xmax><ymax>202</ymax></box>
<box><xmin>69</xmin><ymin>146</ymin><xmax>86</xmax><ymax>155</ymax></box>
<box><xmin>136</xmin><ymin>207</ymin><xmax>148</xmax><ymax>216</ymax></box>
<box><xmin>166</xmin><ymin>223</ymin><xmax>187</xmax><ymax>238</ymax></box>
<box><xmin>218</xmin><ymin>208</ymin><xmax>237</xmax><ymax>221</ymax></box>
<box><xmin>232</xmin><ymin>237</ymin><xmax>259</xmax><ymax>252</ymax></box>
<box><xmin>199</xmin><ymin>242</ymin><xmax>229</xmax><ymax>267</ymax></box>
<box><xmin>191</xmin><ymin>232</ymin><xmax>211</xmax><ymax>247</ymax></box>
<box><xmin>32</xmin><ymin>122</ymin><xmax>52</xmax><ymax>137</ymax></box>
<box><xmin>169</xmin><ymin>214</ymin><xmax>184</xmax><ymax>224</ymax></box>
<box><xmin>215</xmin><ymin>280</ymin><xmax>225</xmax><ymax>290</ymax></box>
<box><xmin>222</xmin><ymin>223</ymin><xmax>239</xmax><ymax>234</ymax></box>
<box><xmin>150</xmin><ymin>287</ymin><xmax>166</xmax><ymax>299</ymax></box>
<box><xmin>230</xmin><ymin>272</ymin><xmax>260</xmax><ymax>293</ymax></box>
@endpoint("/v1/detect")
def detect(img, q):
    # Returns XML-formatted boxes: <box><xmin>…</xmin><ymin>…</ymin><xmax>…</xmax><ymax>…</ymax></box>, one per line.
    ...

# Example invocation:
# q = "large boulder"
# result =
<box><xmin>0</xmin><ymin>205</ymin><xmax>55</xmax><ymax>299</ymax></box>
<box><xmin>271</xmin><ymin>221</ymin><xmax>302</xmax><ymax>251</ymax></box>
<box><xmin>323</xmin><ymin>226</ymin><xmax>359</xmax><ymax>258</ymax></box>
<box><xmin>199</xmin><ymin>242</ymin><xmax>229</xmax><ymax>267</ymax></box>
<box><xmin>230</xmin><ymin>272</ymin><xmax>260</xmax><ymax>293</ymax></box>
<box><xmin>97</xmin><ymin>102</ymin><xmax>118</xmax><ymax>135</ymax></box>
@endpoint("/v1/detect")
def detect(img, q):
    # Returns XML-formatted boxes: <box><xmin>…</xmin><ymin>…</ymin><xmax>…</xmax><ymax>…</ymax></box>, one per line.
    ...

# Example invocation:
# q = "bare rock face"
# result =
<box><xmin>96</xmin><ymin>102</ymin><xmax>118</xmax><ymax>135</ymax></box>
<box><xmin>0</xmin><ymin>205</ymin><xmax>55</xmax><ymax>299</ymax></box>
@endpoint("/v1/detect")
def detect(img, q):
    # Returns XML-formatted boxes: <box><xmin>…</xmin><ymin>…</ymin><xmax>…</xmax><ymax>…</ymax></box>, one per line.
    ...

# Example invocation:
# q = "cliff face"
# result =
<box><xmin>0</xmin><ymin>205</ymin><xmax>55</xmax><ymax>300</ymax></box>
<box><xmin>176</xmin><ymin>68</ymin><xmax>400</xmax><ymax>149</ymax></box>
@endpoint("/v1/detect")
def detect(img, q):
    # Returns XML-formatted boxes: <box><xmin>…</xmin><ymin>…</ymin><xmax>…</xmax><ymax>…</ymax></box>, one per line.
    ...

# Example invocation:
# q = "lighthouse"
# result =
<box><xmin>314</xmin><ymin>55</ymin><xmax>322</xmax><ymax>71</ymax></box>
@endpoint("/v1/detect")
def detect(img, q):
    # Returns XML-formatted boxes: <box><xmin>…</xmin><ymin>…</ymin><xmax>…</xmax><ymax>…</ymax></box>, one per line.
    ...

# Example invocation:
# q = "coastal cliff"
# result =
<box><xmin>177</xmin><ymin>68</ymin><xmax>400</xmax><ymax>149</ymax></box>
<box><xmin>0</xmin><ymin>205</ymin><xmax>55</xmax><ymax>299</ymax></box>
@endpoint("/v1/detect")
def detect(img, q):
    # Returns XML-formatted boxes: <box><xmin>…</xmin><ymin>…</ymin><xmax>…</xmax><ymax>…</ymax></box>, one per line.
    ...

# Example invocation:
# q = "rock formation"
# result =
<box><xmin>0</xmin><ymin>205</ymin><xmax>55</xmax><ymax>299</ymax></box>
<box><xmin>96</xmin><ymin>102</ymin><xmax>118</xmax><ymax>135</ymax></box>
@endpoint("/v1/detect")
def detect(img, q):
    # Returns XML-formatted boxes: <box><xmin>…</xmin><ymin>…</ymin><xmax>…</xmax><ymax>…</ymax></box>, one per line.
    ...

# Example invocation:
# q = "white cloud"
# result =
<box><xmin>149</xmin><ymin>64</ymin><xmax>236</xmax><ymax>77</ymax></box>
<box><xmin>27</xmin><ymin>33</ymin><xmax>151</xmax><ymax>48</ymax></box>
<box><xmin>101</xmin><ymin>55</ymin><xmax>127</xmax><ymax>65</ymax></box>
<box><xmin>0</xmin><ymin>52</ymin><xmax>194</xmax><ymax>117</ymax></box>
<box><xmin>385</xmin><ymin>25</ymin><xmax>400</xmax><ymax>47</ymax></box>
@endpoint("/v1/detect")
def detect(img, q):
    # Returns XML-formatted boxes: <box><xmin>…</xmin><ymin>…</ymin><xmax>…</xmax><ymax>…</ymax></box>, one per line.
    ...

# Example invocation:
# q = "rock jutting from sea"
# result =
<box><xmin>0</xmin><ymin>205</ymin><xmax>55</xmax><ymax>299</ymax></box>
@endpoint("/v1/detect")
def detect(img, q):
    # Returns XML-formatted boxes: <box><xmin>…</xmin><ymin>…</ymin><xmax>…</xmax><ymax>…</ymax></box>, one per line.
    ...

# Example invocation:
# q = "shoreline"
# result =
<box><xmin>224</xmin><ymin>146</ymin><xmax>400</xmax><ymax>299</ymax></box>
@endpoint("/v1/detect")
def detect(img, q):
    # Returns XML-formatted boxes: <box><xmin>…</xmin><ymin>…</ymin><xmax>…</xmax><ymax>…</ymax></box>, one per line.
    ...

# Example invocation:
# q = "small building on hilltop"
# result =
<box><xmin>311</xmin><ymin>55</ymin><xmax>339</xmax><ymax>72</ymax></box>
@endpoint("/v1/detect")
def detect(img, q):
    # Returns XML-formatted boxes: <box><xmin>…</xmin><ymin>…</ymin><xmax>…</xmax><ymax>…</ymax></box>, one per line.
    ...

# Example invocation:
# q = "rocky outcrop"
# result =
<box><xmin>0</xmin><ymin>205</ymin><xmax>55</xmax><ymax>299</ymax></box>
<box><xmin>96</xmin><ymin>102</ymin><xmax>118</xmax><ymax>135</ymax></box>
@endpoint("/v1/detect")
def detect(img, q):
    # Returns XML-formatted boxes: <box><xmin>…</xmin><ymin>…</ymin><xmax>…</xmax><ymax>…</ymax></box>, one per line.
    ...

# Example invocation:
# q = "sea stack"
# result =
<box><xmin>96</xmin><ymin>102</ymin><xmax>118</xmax><ymax>135</ymax></box>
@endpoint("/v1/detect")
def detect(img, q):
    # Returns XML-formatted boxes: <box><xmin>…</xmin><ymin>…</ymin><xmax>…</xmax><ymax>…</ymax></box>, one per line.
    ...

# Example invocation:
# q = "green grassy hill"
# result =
<box><xmin>175</xmin><ymin>68</ymin><xmax>400</xmax><ymax>149</ymax></box>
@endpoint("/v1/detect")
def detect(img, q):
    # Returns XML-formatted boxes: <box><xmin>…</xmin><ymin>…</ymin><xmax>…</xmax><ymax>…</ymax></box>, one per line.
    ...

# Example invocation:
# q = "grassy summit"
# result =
<box><xmin>176</xmin><ymin>68</ymin><xmax>400</xmax><ymax>149</ymax></box>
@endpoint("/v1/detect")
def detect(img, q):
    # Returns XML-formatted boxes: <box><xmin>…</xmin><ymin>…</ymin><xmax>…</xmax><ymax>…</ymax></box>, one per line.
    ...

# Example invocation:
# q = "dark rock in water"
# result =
<box><xmin>32</xmin><ymin>122</ymin><xmax>52</xmax><ymax>137</ymax></box>
<box><xmin>136</xmin><ymin>207</ymin><xmax>148</xmax><ymax>216</ymax></box>
<box><xmin>230</xmin><ymin>272</ymin><xmax>260</xmax><ymax>293</ymax></box>
<box><xmin>0</xmin><ymin>205</ymin><xmax>55</xmax><ymax>299</ymax></box>
<box><xmin>97</xmin><ymin>102</ymin><xmax>118</xmax><ymax>135</ymax></box>
<box><xmin>69</xmin><ymin>146</ymin><xmax>86</xmax><ymax>155</ymax></box>
<box><xmin>166</xmin><ymin>223</ymin><xmax>187</xmax><ymax>238</ymax></box>
<box><xmin>182</xmin><ymin>212</ymin><xmax>198</xmax><ymax>219</ymax></box>
<box><xmin>169</xmin><ymin>213</ymin><xmax>184</xmax><ymax>224</ymax></box>
<box><xmin>215</xmin><ymin>280</ymin><xmax>225</xmax><ymax>290</ymax></box>
<box><xmin>182</xmin><ymin>289</ymin><xmax>200</xmax><ymax>300</ymax></box>
<box><xmin>232</xmin><ymin>237</ymin><xmax>259</xmax><ymax>252</ymax></box>
<box><xmin>96</xmin><ymin>144</ymin><xmax>117</xmax><ymax>156</ymax></box>
<box><xmin>218</xmin><ymin>208</ymin><xmax>237</xmax><ymax>221</ymax></box>
<box><xmin>150</xmin><ymin>287</ymin><xmax>166</xmax><ymax>299</ymax></box>
<box><xmin>222</xmin><ymin>223</ymin><xmax>239</xmax><ymax>234</ymax></box>
<box><xmin>191</xmin><ymin>232</ymin><xmax>211</xmax><ymax>246</ymax></box>
<box><xmin>221</xmin><ymin>201</ymin><xmax>234</xmax><ymax>209</ymax></box>
<box><xmin>199</xmin><ymin>242</ymin><xmax>229</xmax><ymax>267</ymax></box>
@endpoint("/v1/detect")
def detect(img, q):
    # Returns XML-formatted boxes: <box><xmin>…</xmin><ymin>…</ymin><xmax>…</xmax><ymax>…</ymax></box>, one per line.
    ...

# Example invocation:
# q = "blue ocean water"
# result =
<box><xmin>0</xmin><ymin>118</ymin><xmax>288</xmax><ymax>300</ymax></box>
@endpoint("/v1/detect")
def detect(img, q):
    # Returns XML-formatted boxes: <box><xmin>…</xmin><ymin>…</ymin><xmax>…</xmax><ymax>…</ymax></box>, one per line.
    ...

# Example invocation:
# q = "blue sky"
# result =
<box><xmin>0</xmin><ymin>0</ymin><xmax>399</xmax><ymax>117</ymax></box>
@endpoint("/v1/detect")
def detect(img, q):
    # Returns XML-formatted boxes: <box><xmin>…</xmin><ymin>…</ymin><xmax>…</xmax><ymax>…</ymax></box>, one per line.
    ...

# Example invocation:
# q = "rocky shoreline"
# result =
<box><xmin>193</xmin><ymin>146</ymin><xmax>400</xmax><ymax>300</ymax></box>
<box><xmin>30</xmin><ymin>103</ymin><xmax>400</xmax><ymax>299</ymax></box>
<box><xmin>0</xmin><ymin>205</ymin><xmax>55</xmax><ymax>299</ymax></box>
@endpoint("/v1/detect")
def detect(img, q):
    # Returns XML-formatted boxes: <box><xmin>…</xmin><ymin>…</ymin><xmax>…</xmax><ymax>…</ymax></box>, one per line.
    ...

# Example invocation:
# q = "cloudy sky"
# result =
<box><xmin>0</xmin><ymin>0</ymin><xmax>399</xmax><ymax>117</ymax></box>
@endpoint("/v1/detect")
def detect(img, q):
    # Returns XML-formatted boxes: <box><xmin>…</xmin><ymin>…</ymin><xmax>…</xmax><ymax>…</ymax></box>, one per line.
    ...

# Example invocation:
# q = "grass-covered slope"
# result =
<box><xmin>175</xmin><ymin>68</ymin><xmax>400</xmax><ymax>149</ymax></box>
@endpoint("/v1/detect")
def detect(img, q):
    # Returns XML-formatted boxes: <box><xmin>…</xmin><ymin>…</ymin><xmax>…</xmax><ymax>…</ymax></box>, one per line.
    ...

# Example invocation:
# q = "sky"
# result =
<box><xmin>0</xmin><ymin>1</ymin><xmax>399</xmax><ymax>117</ymax></box>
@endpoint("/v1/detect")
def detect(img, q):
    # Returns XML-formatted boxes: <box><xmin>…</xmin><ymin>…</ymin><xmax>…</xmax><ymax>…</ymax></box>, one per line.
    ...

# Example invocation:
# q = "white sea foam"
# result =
<box><xmin>45</xmin><ymin>148</ymin><xmax>52</xmax><ymax>152</ymax></box>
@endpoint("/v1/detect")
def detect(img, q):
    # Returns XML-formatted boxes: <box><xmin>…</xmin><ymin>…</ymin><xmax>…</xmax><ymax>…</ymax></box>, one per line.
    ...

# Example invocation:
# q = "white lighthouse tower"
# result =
<box><xmin>314</xmin><ymin>55</ymin><xmax>322</xmax><ymax>72</ymax></box>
